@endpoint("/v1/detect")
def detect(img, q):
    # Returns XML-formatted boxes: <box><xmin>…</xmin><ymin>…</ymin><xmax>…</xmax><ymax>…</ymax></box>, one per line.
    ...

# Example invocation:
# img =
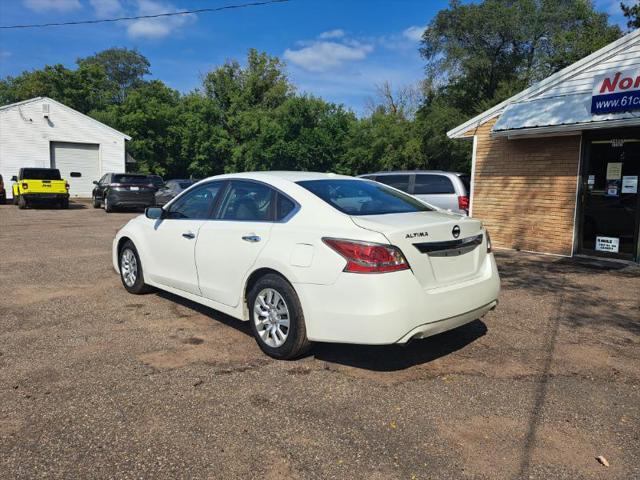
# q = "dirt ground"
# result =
<box><xmin>0</xmin><ymin>201</ymin><xmax>639</xmax><ymax>480</ymax></box>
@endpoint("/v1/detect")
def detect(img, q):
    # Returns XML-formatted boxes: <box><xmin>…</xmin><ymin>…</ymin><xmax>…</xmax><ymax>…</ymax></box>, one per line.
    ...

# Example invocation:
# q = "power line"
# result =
<box><xmin>0</xmin><ymin>0</ymin><xmax>290</xmax><ymax>30</ymax></box>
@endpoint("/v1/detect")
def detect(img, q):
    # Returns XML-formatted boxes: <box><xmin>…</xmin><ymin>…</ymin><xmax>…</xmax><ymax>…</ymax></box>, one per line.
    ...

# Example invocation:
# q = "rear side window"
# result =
<box><xmin>374</xmin><ymin>174</ymin><xmax>410</xmax><ymax>193</ymax></box>
<box><xmin>276</xmin><ymin>193</ymin><xmax>296</xmax><ymax>220</ymax></box>
<box><xmin>219</xmin><ymin>181</ymin><xmax>275</xmax><ymax>222</ymax></box>
<box><xmin>298</xmin><ymin>179</ymin><xmax>432</xmax><ymax>216</ymax></box>
<box><xmin>414</xmin><ymin>174</ymin><xmax>455</xmax><ymax>194</ymax></box>
<box><xmin>22</xmin><ymin>169</ymin><xmax>61</xmax><ymax>180</ymax></box>
<box><xmin>166</xmin><ymin>182</ymin><xmax>223</xmax><ymax>219</ymax></box>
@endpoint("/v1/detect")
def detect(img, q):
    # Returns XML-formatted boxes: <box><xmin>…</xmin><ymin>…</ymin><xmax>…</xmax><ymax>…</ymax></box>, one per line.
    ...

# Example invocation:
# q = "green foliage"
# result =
<box><xmin>621</xmin><ymin>1</ymin><xmax>640</xmax><ymax>29</ymax></box>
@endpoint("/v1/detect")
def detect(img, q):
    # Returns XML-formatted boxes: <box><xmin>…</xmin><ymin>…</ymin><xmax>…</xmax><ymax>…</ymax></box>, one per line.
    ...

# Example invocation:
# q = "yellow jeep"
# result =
<box><xmin>12</xmin><ymin>168</ymin><xmax>70</xmax><ymax>209</ymax></box>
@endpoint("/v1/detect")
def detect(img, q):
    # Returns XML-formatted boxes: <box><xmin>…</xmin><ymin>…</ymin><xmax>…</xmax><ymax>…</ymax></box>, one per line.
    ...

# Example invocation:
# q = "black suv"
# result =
<box><xmin>92</xmin><ymin>173</ymin><xmax>156</xmax><ymax>213</ymax></box>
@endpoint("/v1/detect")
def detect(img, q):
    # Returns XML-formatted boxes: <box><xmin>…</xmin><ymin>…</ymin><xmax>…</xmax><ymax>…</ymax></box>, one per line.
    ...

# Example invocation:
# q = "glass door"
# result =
<box><xmin>579</xmin><ymin>135</ymin><xmax>640</xmax><ymax>261</ymax></box>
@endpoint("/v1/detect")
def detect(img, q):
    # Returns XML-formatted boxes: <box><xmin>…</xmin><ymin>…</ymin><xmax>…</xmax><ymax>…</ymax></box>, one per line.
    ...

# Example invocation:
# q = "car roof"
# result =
<box><xmin>361</xmin><ymin>170</ymin><xmax>467</xmax><ymax>176</ymax></box>
<box><xmin>203</xmin><ymin>171</ymin><xmax>354</xmax><ymax>183</ymax></box>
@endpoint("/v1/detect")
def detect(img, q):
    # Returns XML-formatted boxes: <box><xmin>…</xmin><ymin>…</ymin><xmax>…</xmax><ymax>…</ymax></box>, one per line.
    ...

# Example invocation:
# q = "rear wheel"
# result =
<box><xmin>248</xmin><ymin>274</ymin><xmax>312</xmax><ymax>360</ymax></box>
<box><xmin>61</xmin><ymin>198</ymin><xmax>69</xmax><ymax>209</ymax></box>
<box><xmin>118</xmin><ymin>240</ymin><xmax>153</xmax><ymax>294</ymax></box>
<box><xmin>104</xmin><ymin>195</ymin><xmax>113</xmax><ymax>213</ymax></box>
<box><xmin>17</xmin><ymin>196</ymin><xmax>27</xmax><ymax>209</ymax></box>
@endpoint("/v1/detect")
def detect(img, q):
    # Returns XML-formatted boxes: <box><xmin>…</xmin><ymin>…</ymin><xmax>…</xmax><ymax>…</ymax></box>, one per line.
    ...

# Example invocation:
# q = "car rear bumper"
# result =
<box><xmin>108</xmin><ymin>191</ymin><xmax>155</xmax><ymax>208</ymax></box>
<box><xmin>294</xmin><ymin>253</ymin><xmax>500</xmax><ymax>345</ymax></box>
<box><xmin>21</xmin><ymin>193</ymin><xmax>69</xmax><ymax>201</ymax></box>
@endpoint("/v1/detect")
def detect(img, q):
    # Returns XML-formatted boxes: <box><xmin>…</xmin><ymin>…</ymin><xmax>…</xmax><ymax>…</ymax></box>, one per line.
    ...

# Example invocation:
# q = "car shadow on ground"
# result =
<box><xmin>11</xmin><ymin>201</ymin><xmax>88</xmax><ymax>210</ymax></box>
<box><xmin>156</xmin><ymin>289</ymin><xmax>487</xmax><ymax>370</ymax></box>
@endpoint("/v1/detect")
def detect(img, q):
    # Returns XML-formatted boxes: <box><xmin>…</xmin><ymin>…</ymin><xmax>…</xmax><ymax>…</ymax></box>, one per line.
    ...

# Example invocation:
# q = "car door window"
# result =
<box><xmin>218</xmin><ymin>181</ymin><xmax>275</xmax><ymax>221</ymax></box>
<box><xmin>414</xmin><ymin>175</ymin><xmax>455</xmax><ymax>194</ymax></box>
<box><xmin>166</xmin><ymin>182</ymin><xmax>223</xmax><ymax>219</ymax></box>
<box><xmin>374</xmin><ymin>174</ymin><xmax>410</xmax><ymax>193</ymax></box>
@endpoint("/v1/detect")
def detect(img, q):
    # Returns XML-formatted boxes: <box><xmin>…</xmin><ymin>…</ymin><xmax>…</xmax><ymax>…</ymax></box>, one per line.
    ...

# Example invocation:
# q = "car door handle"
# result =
<box><xmin>182</xmin><ymin>231</ymin><xmax>196</xmax><ymax>239</ymax></box>
<box><xmin>242</xmin><ymin>234</ymin><xmax>261</xmax><ymax>243</ymax></box>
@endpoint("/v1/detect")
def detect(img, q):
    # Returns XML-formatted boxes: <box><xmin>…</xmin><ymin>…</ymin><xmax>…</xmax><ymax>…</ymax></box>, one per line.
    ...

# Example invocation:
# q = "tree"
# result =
<box><xmin>78</xmin><ymin>47</ymin><xmax>150</xmax><ymax>104</ymax></box>
<box><xmin>363</xmin><ymin>81</ymin><xmax>423</xmax><ymax>119</ymax></box>
<box><xmin>621</xmin><ymin>1</ymin><xmax>640</xmax><ymax>29</ymax></box>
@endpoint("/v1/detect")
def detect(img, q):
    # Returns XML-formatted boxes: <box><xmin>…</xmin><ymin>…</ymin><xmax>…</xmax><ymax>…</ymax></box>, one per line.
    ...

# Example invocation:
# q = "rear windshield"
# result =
<box><xmin>178</xmin><ymin>181</ymin><xmax>196</xmax><ymax>189</ymax></box>
<box><xmin>458</xmin><ymin>174</ymin><xmax>471</xmax><ymax>193</ymax></box>
<box><xmin>149</xmin><ymin>175</ymin><xmax>164</xmax><ymax>188</ymax></box>
<box><xmin>113</xmin><ymin>174</ymin><xmax>150</xmax><ymax>184</ymax></box>
<box><xmin>298</xmin><ymin>179</ymin><xmax>432</xmax><ymax>216</ymax></box>
<box><xmin>22</xmin><ymin>168</ymin><xmax>61</xmax><ymax>180</ymax></box>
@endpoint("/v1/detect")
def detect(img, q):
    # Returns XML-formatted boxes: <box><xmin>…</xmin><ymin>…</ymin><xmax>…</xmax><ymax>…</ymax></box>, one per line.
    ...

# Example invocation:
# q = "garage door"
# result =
<box><xmin>50</xmin><ymin>142</ymin><xmax>99</xmax><ymax>197</ymax></box>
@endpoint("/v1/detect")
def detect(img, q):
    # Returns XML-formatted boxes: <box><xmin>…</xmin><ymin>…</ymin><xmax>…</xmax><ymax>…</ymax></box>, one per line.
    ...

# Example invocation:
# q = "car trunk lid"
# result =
<box><xmin>350</xmin><ymin>211</ymin><xmax>486</xmax><ymax>289</ymax></box>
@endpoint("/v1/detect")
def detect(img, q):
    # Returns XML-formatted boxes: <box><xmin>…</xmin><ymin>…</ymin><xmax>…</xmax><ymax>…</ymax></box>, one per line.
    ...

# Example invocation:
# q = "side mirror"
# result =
<box><xmin>92</xmin><ymin>180</ymin><xmax>98</xmax><ymax>185</ymax></box>
<box><xmin>11</xmin><ymin>176</ymin><xmax>17</xmax><ymax>182</ymax></box>
<box><xmin>145</xmin><ymin>207</ymin><xmax>164</xmax><ymax>220</ymax></box>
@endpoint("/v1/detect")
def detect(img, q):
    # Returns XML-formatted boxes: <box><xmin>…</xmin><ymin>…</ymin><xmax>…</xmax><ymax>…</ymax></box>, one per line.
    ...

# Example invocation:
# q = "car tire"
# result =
<box><xmin>118</xmin><ymin>240</ymin><xmax>153</xmax><ymax>295</ymax></box>
<box><xmin>13</xmin><ymin>195</ymin><xmax>19</xmax><ymax>206</ymax></box>
<box><xmin>0</xmin><ymin>195</ymin><xmax>5</xmax><ymax>205</ymax></box>
<box><xmin>18</xmin><ymin>195</ymin><xmax>27</xmax><ymax>209</ymax></box>
<box><xmin>61</xmin><ymin>198</ymin><xmax>69</xmax><ymax>209</ymax></box>
<box><xmin>92</xmin><ymin>196</ymin><xmax>100</xmax><ymax>208</ymax></box>
<box><xmin>104</xmin><ymin>196</ymin><xmax>113</xmax><ymax>213</ymax></box>
<box><xmin>248</xmin><ymin>273</ymin><xmax>312</xmax><ymax>360</ymax></box>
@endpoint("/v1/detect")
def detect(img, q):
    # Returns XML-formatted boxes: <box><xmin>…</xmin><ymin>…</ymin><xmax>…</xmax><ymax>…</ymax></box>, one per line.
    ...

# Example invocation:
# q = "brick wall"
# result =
<box><xmin>466</xmin><ymin>118</ymin><xmax>581</xmax><ymax>256</ymax></box>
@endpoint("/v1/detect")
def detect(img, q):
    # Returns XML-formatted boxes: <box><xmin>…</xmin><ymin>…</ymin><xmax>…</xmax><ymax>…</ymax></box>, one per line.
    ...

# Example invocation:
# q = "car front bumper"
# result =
<box><xmin>294</xmin><ymin>253</ymin><xmax>500</xmax><ymax>345</ymax></box>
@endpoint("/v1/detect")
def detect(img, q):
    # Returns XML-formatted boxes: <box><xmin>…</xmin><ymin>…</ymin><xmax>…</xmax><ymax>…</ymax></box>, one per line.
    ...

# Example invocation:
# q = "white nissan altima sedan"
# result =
<box><xmin>112</xmin><ymin>171</ymin><xmax>500</xmax><ymax>359</ymax></box>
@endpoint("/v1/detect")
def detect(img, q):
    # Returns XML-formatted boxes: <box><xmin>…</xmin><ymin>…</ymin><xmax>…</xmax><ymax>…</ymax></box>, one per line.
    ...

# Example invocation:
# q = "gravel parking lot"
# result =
<box><xmin>1</xmin><ymin>201</ymin><xmax>639</xmax><ymax>479</ymax></box>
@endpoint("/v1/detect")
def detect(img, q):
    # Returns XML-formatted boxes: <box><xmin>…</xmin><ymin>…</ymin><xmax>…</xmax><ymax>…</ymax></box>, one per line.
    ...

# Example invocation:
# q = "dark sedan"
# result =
<box><xmin>92</xmin><ymin>173</ymin><xmax>156</xmax><ymax>213</ymax></box>
<box><xmin>154</xmin><ymin>179</ymin><xmax>199</xmax><ymax>206</ymax></box>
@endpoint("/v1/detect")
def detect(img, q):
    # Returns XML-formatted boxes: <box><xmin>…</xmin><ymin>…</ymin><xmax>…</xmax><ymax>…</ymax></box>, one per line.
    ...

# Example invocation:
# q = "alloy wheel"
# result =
<box><xmin>253</xmin><ymin>288</ymin><xmax>290</xmax><ymax>348</ymax></box>
<box><xmin>120</xmin><ymin>248</ymin><xmax>138</xmax><ymax>287</ymax></box>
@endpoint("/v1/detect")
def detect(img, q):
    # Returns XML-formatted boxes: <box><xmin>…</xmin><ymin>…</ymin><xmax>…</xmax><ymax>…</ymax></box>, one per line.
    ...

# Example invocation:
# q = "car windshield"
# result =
<box><xmin>22</xmin><ymin>168</ymin><xmax>61</xmax><ymax>180</ymax></box>
<box><xmin>112</xmin><ymin>174</ymin><xmax>150</xmax><ymax>184</ymax></box>
<box><xmin>298</xmin><ymin>179</ymin><xmax>432</xmax><ymax>216</ymax></box>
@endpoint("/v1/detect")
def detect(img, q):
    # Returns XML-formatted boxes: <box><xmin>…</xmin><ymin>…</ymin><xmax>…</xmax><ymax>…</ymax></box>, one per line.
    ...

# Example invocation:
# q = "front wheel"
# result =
<box><xmin>119</xmin><ymin>240</ymin><xmax>153</xmax><ymax>294</ymax></box>
<box><xmin>248</xmin><ymin>274</ymin><xmax>312</xmax><ymax>360</ymax></box>
<box><xmin>92</xmin><ymin>196</ymin><xmax>100</xmax><ymax>208</ymax></box>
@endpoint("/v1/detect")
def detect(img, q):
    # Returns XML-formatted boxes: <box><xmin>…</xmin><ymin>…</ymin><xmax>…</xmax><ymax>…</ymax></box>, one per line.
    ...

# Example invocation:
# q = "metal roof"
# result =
<box><xmin>491</xmin><ymin>93</ymin><xmax>640</xmax><ymax>136</ymax></box>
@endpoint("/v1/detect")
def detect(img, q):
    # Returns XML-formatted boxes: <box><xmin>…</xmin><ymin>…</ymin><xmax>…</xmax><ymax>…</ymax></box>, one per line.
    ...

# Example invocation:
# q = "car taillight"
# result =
<box><xmin>458</xmin><ymin>195</ymin><xmax>469</xmax><ymax>211</ymax></box>
<box><xmin>486</xmin><ymin>230</ymin><xmax>492</xmax><ymax>253</ymax></box>
<box><xmin>322</xmin><ymin>238</ymin><xmax>409</xmax><ymax>273</ymax></box>
<box><xmin>65</xmin><ymin>182</ymin><xmax>70</xmax><ymax>191</ymax></box>
<box><xmin>21</xmin><ymin>182</ymin><xmax>28</xmax><ymax>190</ymax></box>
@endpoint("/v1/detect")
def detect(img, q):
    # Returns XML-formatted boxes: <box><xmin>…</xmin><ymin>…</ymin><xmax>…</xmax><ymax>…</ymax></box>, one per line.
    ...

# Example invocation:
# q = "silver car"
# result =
<box><xmin>359</xmin><ymin>171</ymin><xmax>471</xmax><ymax>215</ymax></box>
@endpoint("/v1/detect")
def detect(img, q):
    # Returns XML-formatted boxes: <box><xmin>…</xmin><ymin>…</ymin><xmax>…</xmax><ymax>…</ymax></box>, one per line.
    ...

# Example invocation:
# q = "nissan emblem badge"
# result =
<box><xmin>452</xmin><ymin>225</ymin><xmax>461</xmax><ymax>238</ymax></box>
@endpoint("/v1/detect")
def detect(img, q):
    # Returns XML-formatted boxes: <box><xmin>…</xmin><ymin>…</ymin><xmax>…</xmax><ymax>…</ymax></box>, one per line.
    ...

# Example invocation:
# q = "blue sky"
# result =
<box><xmin>0</xmin><ymin>0</ymin><xmax>630</xmax><ymax>113</ymax></box>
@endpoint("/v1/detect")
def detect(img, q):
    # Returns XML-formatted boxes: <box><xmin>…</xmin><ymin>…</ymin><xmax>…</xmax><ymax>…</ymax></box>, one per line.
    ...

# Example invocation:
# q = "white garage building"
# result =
<box><xmin>0</xmin><ymin>97</ymin><xmax>130</xmax><ymax>198</ymax></box>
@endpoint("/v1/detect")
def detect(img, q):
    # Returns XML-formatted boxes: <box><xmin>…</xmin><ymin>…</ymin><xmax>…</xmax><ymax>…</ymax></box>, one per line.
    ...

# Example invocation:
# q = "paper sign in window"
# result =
<box><xmin>606</xmin><ymin>162</ymin><xmax>622</xmax><ymax>180</ymax></box>
<box><xmin>622</xmin><ymin>176</ymin><xmax>638</xmax><ymax>194</ymax></box>
<box><xmin>595</xmin><ymin>236</ymin><xmax>619</xmax><ymax>253</ymax></box>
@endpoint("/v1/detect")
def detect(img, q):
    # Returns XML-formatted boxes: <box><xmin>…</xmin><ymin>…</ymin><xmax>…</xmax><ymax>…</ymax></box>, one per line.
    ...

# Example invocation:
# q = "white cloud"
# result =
<box><xmin>402</xmin><ymin>25</ymin><xmax>425</xmax><ymax>42</ymax></box>
<box><xmin>22</xmin><ymin>0</ymin><xmax>81</xmax><ymax>12</ymax></box>
<box><xmin>89</xmin><ymin>0</ymin><xmax>123</xmax><ymax>17</ymax></box>
<box><xmin>127</xmin><ymin>0</ymin><xmax>195</xmax><ymax>39</ymax></box>
<box><xmin>318</xmin><ymin>29</ymin><xmax>345</xmax><ymax>39</ymax></box>
<box><xmin>284</xmin><ymin>41</ymin><xmax>373</xmax><ymax>72</ymax></box>
<box><xmin>0</xmin><ymin>50</ymin><xmax>12</xmax><ymax>59</ymax></box>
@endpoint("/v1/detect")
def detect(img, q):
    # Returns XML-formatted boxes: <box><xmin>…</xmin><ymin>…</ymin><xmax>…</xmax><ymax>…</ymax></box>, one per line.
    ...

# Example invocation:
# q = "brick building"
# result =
<box><xmin>449</xmin><ymin>30</ymin><xmax>640</xmax><ymax>263</ymax></box>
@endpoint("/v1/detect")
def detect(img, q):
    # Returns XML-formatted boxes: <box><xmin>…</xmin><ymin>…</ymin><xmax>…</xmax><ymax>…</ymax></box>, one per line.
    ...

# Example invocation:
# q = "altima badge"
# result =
<box><xmin>452</xmin><ymin>225</ymin><xmax>461</xmax><ymax>238</ymax></box>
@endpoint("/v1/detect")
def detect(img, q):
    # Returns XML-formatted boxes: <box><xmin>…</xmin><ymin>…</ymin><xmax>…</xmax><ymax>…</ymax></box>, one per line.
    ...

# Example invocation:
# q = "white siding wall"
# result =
<box><xmin>0</xmin><ymin>99</ymin><xmax>126</xmax><ymax>198</ymax></box>
<box><xmin>532</xmin><ymin>37</ymin><xmax>640</xmax><ymax>100</ymax></box>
